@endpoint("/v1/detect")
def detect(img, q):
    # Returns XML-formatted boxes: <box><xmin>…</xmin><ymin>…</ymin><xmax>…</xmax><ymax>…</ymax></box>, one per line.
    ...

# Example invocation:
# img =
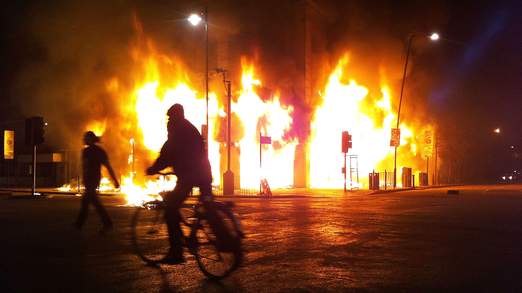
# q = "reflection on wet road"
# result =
<box><xmin>1</xmin><ymin>187</ymin><xmax>522</xmax><ymax>291</ymax></box>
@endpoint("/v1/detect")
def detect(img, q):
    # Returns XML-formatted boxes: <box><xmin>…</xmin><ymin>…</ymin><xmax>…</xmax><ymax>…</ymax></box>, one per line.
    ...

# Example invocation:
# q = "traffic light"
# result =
<box><xmin>25</xmin><ymin>116</ymin><xmax>45</xmax><ymax>146</ymax></box>
<box><xmin>342</xmin><ymin>131</ymin><xmax>352</xmax><ymax>153</ymax></box>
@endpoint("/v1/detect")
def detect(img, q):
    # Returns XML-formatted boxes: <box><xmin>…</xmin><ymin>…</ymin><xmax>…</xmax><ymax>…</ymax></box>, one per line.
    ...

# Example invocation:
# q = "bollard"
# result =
<box><xmin>384</xmin><ymin>170</ymin><xmax>387</xmax><ymax>190</ymax></box>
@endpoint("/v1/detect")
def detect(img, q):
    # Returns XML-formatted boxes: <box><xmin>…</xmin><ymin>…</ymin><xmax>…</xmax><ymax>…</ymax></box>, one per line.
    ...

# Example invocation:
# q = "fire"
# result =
<box><xmin>114</xmin><ymin>54</ymin><xmax>298</xmax><ymax>204</ymax></box>
<box><xmin>310</xmin><ymin>55</ymin><xmax>420</xmax><ymax>188</ymax></box>
<box><xmin>234</xmin><ymin>60</ymin><xmax>297</xmax><ymax>188</ymax></box>
<box><xmin>62</xmin><ymin>22</ymin><xmax>435</xmax><ymax>203</ymax></box>
<box><xmin>86</xmin><ymin>120</ymin><xmax>107</xmax><ymax>136</ymax></box>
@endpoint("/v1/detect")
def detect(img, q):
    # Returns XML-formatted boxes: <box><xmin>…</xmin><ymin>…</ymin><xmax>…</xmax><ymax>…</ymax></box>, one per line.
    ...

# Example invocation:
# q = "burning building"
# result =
<box><xmin>5</xmin><ymin>1</ymin><xmax>439</xmax><ymax>204</ymax></box>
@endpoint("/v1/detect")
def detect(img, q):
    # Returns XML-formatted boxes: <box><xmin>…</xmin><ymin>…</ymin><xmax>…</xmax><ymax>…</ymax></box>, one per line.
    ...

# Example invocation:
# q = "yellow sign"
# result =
<box><xmin>4</xmin><ymin>130</ymin><xmax>14</xmax><ymax>159</ymax></box>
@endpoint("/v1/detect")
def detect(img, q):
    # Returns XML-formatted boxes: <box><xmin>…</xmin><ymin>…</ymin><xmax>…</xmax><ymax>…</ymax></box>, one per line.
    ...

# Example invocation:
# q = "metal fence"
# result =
<box><xmin>190</xmin><ymin>186</ymin><xmax>261</xmax><ymax>197</ymax></box>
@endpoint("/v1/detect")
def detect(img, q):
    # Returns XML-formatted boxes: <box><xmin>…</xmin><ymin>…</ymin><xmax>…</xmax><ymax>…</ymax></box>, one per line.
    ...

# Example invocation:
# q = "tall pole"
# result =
<box><xmin>32</xmin><ymin>145</ymin><xmax>37</xmax><ymax>196</ymax></box>
<box><xmin>393</xmin><ymin>34</ymin><xmax>415</xmax><ymax>188</ymax></box>
<box><xmin>343</xmin><ymin>153</ymin><xmax>347</xmax><ymax>192</ymax></box>
<box><xmin>222</xmin><ymin>74</ymin><xmax>234</xmax><ymax>195</ymax></box>
<box><xmin>227</xmin><ymin>81</ymin><xmax>231</xmax><ymax>172</ymax></box>
<box><xmin>259</xmin><ymin>132</ymin><xmax>262</xmax><ymax>194</ymax></box>
<box><xmin>204</xmin><ymin>7</ymin><xmax>209</xmax><ymax>147</ymax></box>
<box><xmin>433</xmin><ymin>136</ymin><xmax>439</xmax><ymax>185</ymax></box>
<box><xmin>426</xmin><ymin>157</ymin><xmax>430</xmax><ymax>185</ymax></box>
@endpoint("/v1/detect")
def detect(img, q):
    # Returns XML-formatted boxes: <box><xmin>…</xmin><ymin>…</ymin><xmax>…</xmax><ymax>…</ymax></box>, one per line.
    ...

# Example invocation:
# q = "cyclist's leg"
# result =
<box><xmin>197</xmin><ymin>179</ymin><xmax>214</xmax><ymax>202</ymax></box>
<box><xmin>164</xmin><ymin>180</ymin><xmax>193</xmax><ymax>258</ymax></box>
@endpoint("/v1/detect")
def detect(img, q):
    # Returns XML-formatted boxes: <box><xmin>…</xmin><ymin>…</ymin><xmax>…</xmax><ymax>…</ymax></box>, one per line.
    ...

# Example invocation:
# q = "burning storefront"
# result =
<box><xmin>6</xmin><ymin>2</ymin><xmax>438</xmax><ymax>205</ymax></box>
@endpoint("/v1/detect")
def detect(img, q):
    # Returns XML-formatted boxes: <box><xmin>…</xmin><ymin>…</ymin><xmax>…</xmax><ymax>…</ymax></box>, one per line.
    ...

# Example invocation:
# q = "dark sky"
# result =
<box><xmin>0</xmin><ymin>0</ymin><xmax>520</xmax><ymax>181</ymax></box>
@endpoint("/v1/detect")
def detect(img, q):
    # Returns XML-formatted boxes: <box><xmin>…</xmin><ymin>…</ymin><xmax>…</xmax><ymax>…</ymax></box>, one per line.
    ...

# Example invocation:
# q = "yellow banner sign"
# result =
<box><xmin>4</xmin><ymin>130</ymin><xmax>14</xmax><ymax>159</ymax></box>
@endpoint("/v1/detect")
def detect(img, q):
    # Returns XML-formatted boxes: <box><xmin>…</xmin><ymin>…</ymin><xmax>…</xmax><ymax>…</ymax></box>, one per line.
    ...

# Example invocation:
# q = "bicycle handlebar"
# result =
<box><xmin>155</xmin><ymin>171</ymin><xmax>176</xmax><ymax>176</ymax></box>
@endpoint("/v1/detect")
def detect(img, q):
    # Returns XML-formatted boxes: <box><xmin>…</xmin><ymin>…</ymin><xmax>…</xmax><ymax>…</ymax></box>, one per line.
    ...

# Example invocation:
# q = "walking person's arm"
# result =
<box><xmin>105</xmin><ymin>161</ymin><xmax>120</xmax><ymax>189</ymax></box>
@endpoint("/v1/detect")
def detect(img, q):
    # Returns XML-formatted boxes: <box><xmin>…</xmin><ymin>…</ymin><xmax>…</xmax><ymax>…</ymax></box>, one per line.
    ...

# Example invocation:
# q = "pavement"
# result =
<box><xmin>1</xmin><ymin>184</ymin><xmax>522</xmax><ymax>292</ymax></box>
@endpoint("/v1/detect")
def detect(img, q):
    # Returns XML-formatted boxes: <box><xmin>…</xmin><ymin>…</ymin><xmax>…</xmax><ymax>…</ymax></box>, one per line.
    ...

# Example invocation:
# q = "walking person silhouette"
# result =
<box><xmin>74</xmin><ymin>131</ymin><xmax>120</xmax><ymax>234</ymax></box>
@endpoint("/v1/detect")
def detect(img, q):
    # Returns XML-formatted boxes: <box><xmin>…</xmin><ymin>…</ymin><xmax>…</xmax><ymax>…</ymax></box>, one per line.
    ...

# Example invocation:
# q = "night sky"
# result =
<box><xmin>0</xmin><ymin>0</ymin><xmax>520</xmax><ymax>181</ymax></box>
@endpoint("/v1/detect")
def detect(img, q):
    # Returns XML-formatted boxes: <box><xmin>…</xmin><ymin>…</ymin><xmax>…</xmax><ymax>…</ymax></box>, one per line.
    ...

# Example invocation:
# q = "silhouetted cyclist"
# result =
<box><xmin>146</xmin><ymin>103</ymin><xmax>213</xmax><ymax>264</ymax></box>
<box><xmin>74</xmin><ymin>131</ymin><xmax>120</xmax><ymax>234</ymax></box>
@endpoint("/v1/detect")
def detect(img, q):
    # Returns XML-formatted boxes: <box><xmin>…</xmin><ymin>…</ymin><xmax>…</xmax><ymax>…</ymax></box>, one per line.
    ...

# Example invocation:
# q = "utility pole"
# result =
<box><xmin>220</xmin><ymin>69</ymin><xmax>234</xmax><ymax>195</ymax></box>
<box><xmin>394</xmin><ymin>34</ymin><xmax>415</xmax><ymax>188</ymax></box>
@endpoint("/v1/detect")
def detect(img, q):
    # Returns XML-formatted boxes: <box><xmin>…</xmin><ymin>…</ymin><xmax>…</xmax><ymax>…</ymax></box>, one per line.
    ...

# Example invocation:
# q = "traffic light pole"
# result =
<box><xmin>394</xmin><ymin>34</ymin><xmax>414</xmax><ymax>188</ymax></box>
<box><xmin>343</xmin><ymin>152</ymin><xmax>347</xmax><ymax>192</ymax></box>
<box><xmin>32</xmin><ymin>145</ymin><xmax>37</xmax><ymax>196</ymax></box>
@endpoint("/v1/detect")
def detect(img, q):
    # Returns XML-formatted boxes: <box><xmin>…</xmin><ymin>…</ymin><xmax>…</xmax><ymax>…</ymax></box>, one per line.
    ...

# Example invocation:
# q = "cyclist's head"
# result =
<box><xmin>83</xmin><ymin>131</ymin><xmax>100</xmax><ymax>145</ymax></box>
<box><xmin>167</xmin><ymin>103</ymin><xmax>185</xmax><ymax>122</ymax></box>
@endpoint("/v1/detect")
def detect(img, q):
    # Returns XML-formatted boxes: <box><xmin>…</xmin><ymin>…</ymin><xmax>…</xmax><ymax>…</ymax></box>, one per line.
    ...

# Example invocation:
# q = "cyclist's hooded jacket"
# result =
<box><xmin>149</xmin><ymin>117</ymin><xmax>212</xmax><ymax>183</ymax></box>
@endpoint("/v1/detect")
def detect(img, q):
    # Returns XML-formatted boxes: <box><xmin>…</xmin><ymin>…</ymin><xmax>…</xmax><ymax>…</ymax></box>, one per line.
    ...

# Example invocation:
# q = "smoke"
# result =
<box><xmin>11</xmin><ymin>1</ymin><xmax>135</xmax><ymax>165</ymax></box>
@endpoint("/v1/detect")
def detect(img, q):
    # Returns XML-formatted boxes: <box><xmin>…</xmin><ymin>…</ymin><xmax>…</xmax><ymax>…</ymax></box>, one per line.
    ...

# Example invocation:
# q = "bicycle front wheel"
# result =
<box><xmin>190</xmin><ymin>206</ymin><xmax>243</xmax><ymax>280</ymax></box>
<box><xmin>131</xmin><ymin>202</ymin><xmax>170</xmax><ymax>264</ymax></box>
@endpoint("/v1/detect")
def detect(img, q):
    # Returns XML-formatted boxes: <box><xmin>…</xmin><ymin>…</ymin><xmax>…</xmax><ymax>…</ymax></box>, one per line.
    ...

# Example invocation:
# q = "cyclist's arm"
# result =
<box><xmin>147</xmin><ymin>141</ymin><xmax>175</xmax><ymax>175</ymax></box>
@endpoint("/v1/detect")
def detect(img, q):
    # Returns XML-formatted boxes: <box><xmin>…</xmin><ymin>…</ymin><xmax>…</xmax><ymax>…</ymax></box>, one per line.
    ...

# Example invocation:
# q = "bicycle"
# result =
<box><xmin>131</xmin><ymin>187</ymin><xmax>244</xmax><ymax>280</ymax></box>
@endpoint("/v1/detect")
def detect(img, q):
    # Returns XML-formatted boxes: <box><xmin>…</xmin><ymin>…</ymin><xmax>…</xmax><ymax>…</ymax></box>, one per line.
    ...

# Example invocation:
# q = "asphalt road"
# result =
<box><xmin>1</xmin><ymin>185</ymin><xmax>522</xmax><ymax>292</ymax></box>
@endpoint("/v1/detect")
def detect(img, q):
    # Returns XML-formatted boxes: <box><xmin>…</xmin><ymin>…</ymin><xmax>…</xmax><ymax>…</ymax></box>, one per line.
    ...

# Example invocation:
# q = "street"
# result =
<box><xmin>1</xmin><ymin>185</ymin><xmax>522</xmax><ymax>292</ymax></box>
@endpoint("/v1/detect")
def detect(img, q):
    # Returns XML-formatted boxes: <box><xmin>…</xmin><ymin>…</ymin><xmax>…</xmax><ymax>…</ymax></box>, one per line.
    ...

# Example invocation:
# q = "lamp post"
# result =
<box><xmin>393</xmin><ymin>32</ymin><xmax>439</xmax><ymax>188</ymax></box>
<box><xmin>223</xmin><ymin>77</ymin><xmax>234</xmax><ymax>195</ymax></box>
<box><xmin>188</xmin><ymin>8</ymin><xmax>209</xmax><ymax>150</ymax></box>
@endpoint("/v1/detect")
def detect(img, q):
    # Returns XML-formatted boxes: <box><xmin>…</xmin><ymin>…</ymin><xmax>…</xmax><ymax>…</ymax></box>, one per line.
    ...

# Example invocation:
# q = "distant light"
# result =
<box><xmin>429</xmin><ymin>33</ymin><xmax>440</xmax><ymax>41</ymax></box>
<box><xmin>494</xmin><ymin>128</ymin><xmax>501</xmax><ymax>134</ymax></box>
<box><xmin>44</xmin><ymin>122</ymin><xmax>48</xmax><ymax>126</ymax></box>
<box><xmin>188</xmin><ymin>14</ymin><xmax>202</xmax><ymax>26</ymax></box>
<box><xmin>509</xmin><ymin>175</ymin><xmax>513</xmax><ymax>180</ymax></box>
<box><xmin>510</xmin><ymin>145</ymin><xmax>515</xmax><ymax>150</ymax></box>
<box><xmin>502</xmin><ymin>176</ymin><xmax>506</xmax><ymax>180</ymax></box>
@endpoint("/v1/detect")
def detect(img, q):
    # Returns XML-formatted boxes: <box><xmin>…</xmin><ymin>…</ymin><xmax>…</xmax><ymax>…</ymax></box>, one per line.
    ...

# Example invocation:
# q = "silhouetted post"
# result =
<box><xmin>204</xmin><ymin>6</ymin><xmax>209</xmax><ymax>154</ymax></box>
<box><xmin>223</xmin><ymin>80</ymin><xmax>234</xmax><ymax>195</ymax></box>
<box><xmin>426</xmin><ymin>157</ymin><xmax>429</xmax><ymax>185</ymax></box>
<box><xmin>32</xmin><ymin>145</ymin><xmax>37</xmax><ymax>196</ymax></box>
<box><xmin>259</xmin><ymin>132</ymin><xmax>262</xmax><ymax>194</ymax></box>
<box><xmin>394</xmin><ymin>34</ymin><xmax>415</xmax><ymax>188</ymax></box>
<box><xmin>384</xmin><ymin>170</ymin><xmax>387</xmax><ymax>190</ymax></box>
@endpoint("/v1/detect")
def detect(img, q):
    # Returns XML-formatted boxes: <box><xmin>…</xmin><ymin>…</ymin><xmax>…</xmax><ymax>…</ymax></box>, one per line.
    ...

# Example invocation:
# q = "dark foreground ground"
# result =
<box><xmin>1</xmin><ymin>185</ymin><xmax>522</xmax><ymax>292</ymax></box>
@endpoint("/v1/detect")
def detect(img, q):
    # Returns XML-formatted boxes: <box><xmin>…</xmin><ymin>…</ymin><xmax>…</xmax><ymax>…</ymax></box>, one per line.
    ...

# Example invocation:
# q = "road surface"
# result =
<box><xmin>1</xmin><ymin>185</ymin><xmax>522</xmax><ymax>292</ymax></box>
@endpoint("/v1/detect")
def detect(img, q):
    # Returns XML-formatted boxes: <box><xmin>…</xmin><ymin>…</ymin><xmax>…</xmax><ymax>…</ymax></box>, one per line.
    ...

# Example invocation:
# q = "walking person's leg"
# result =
<box><xmin>74</xmin><ymin>190</ymin><xmax>92</xmax><ymax>229</ymax></box>
<box><xmin>90</xmin><ymin>192</ymin><xmax>113</xmax><ymax>230</ymax></box>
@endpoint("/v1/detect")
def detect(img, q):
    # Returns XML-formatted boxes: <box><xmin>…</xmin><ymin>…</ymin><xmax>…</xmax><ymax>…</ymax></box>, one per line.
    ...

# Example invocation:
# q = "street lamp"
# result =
<box><xmin>393</xmin><ymin>32</ymin><xmax>439</xmax><ymax>188</ymax></box>
<box><xmin>429</xmin><ymin>32</ymin><xmax>440</xmax><ymax>41</ymax></box>
<box><xmin>187</xmin><ymin>8</ymin><xmax>209</xmax><ymax>150</ymax></box>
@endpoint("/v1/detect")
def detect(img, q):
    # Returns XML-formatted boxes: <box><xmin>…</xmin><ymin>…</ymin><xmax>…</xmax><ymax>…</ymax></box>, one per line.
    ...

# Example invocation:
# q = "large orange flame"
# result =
<box><xmin>310</xmin><ymin>55</ymin><xmax>427</xmax><ymax>188</ymax></box>
<box><xmin>62</xmin><ymin>27</ymin><xmax>435</xmax><ymax>203</ymax></box>
<box><xmin>235</xmin><ymin>59</ymin><xmax>297</xmax><ymax>188</ymax></box>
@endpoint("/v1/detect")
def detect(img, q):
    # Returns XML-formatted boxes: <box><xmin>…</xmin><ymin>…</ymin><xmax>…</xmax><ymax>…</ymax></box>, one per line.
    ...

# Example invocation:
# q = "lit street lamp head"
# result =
<box><xmin>494</xmin><ymin>128</ymin><xmax>501</xmax><ymax>134</ymax></box>
<box><xmin>429</xmin><ymin>32</ymin><xmax>440</xmax><ymax>41</ymax></box>
<box><xmin>188</xmin><ymin>13</ymin><xmax>202</xmax><ymax>26</ymax></box>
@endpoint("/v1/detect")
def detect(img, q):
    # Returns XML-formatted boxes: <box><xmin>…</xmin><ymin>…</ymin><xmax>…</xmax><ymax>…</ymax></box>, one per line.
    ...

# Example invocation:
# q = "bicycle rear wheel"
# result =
<box><xmin>191</xmin><ymin>204</ymin><xmax>243</xmax><ymax>279</ymax></box>
<box><xmin>131</xmin><ymin>201</ymin><xmax>170</xmax><ymax>264</ymax></box>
